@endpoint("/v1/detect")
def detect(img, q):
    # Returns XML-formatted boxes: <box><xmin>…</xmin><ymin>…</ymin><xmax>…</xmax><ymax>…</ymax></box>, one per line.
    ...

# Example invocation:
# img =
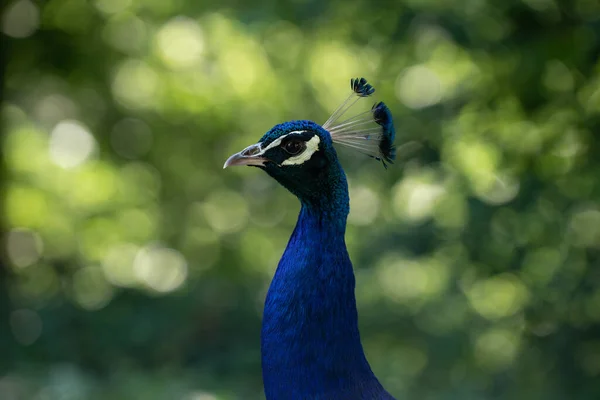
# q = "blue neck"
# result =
<box><xmin>261</xmin><ymin>189</ymin><xmax>393</xmax><ymax>399</ymax></box>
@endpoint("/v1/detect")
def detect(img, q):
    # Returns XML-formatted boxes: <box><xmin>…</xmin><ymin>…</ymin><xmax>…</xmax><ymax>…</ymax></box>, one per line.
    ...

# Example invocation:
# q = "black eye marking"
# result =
<box><xmin>282</xmin><ymin>139</ymin><xmax>306</xmax><ymax>155</ymax></box>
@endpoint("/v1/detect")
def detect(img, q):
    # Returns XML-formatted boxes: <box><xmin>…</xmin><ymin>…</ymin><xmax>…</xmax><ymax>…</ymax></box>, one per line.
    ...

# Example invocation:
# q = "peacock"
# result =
<box><xmin>224</xmin><ymin>78</ymin><xmax>396</xmax><ymax>399</ymax></box>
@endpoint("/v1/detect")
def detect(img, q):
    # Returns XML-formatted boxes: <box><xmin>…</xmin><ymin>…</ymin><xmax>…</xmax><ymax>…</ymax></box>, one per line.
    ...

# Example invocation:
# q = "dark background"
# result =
<box><xmin>2</xmin><ymin>0</ymin><xmax>600</xmax><ymax>398</ymax></box>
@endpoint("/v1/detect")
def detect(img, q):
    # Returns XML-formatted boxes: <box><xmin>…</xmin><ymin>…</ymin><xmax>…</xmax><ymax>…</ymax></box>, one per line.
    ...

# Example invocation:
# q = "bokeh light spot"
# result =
<box><xmin>38</xmin><ymin>215</ymin><xmax>77</xmax><ymax>259</ymax></box>
<box><xmin>521</xmin><ymin>247</ymin><xmax>563</xmax><ymax>286</ymax></box>
<box><xmin>474</xmin><ymin>328</ymin><xmax>520</xmax><ymax>370</ymax></box>
<box><xmin>349</xmin><ymin>185</ymin><xmax>380</xmax><ymax>226</ymax></box>
<box><xmin>183</xmin><ymin>392</ymin><xmax>218</xmax><ymax>400</ymax></box>
<box><xmin>102</xmin><ymin>243</ymin><xmax>140</xmax><ymax>287</ymax></box>
<box><xmin>112</xmin><ymin>59</ymin><xmax>160</xmax><ymax>109</ymax></box>
<box><xmin>72</xmin><ymin>266</ymin><xmax>114</xmax><ymax>310</ymax></box>
<box><xmin>239</xmin><ymin>228</ymin><xmax>277</xmax><ymax>275</ymax></box>
<box><xmin>94</xmin><ymin>0</ymin><xmax>132</xmax><ymax>15</ymax></box>
<box><xmin>155</xmin><ymin>17</ymin><xmax>205</xmax><ymax>69</ymax></box>
<box><xmin>49</xmin><ymin>120</ymin><xmax>96</xmax><ymax>169</ymax></box>
<box><xmin>445</xmin><ymin>138</ymin><xmax>500</xmax><ymax>193</ymax></box>
<box><xmin>35</xmin><ymin>94</ymin><xmax>78</xmax><ymax>127</ymax></box>
<box><xmin>393</xmin><ymin>173</ymin><xmax>446</xmax><ymax>223</ymax></box>
<box><xmin>433</xmin><ymin>192</ymin><xmax>468</xmax><ymax>229</ymax></box>
<box><xmin>476</xmin><ymin>174</ymin><xmax>520</xmax><ymax>205</ymax></box>
<box><xmin>309</xmin><ymin>42</ymin><xmax>360</xmax><ymax>110</ymax></box>
<box><xmin>396</xmin><ymin>65</ymin><xmax>442</xmax><ymax>109</ymax></box>
<box><xmin>102</xmin><ymin>13</ymin><xmax>147</xmax><ymax>54</ymax></box>
<box><xmin>116</xmin><ymin>208</ymin><xmax>157</xmax><ymax>243</ymax></box>
<box><xmin>221</xmin><ymin>48</ymin><xmax>262</xmax><ymax>97</ymax></box>
<box><xmin>5</xmin><ymin>186</ymin><xmax>48</xmax><ymax>228</ymax></box>
<box><xmin>378</xmin><ymin>255</ymin><xmax>450</xmax><ymax>304</ymax></box>
<box><xmin>467</xmin><ymin>274</ymin><xmax>529</xmax><ymax>319</ymax></box>
<box><xmin>203</xmin><ymin>190</ymin><xmax>249</xmax><ymax>234</ymax></box>
<box><xmin>568</xmin><ymin>208</ymin><xmax>600</xmax><ymax>248</ymax></box>
<box><xmin>6</xmin><ymin>228</ymin><xmax>43</xmax><ymax>269</ymax></box>
<box><xmin>4</xmin><ymin>126</ymin><xmax>50</xmax><ymax>174</ymax></box>
<box><xmin>79</xmin><ymin>218</ymin><xmax>122</xmax><ymax>261</ymax></box>
<box><xmin>62</xmin><ymin>162</ymin><xmax>119</xmax><ymax>212</ymax></box>
<box><xmin>1</xmin><ymin>0</ymin><xmax>39</xmax><ymax>38</ymax></box>
<box><xmin>134</xmin><ymin>245</ymin><xmax>188</xmax><ymax>293</ymax></box>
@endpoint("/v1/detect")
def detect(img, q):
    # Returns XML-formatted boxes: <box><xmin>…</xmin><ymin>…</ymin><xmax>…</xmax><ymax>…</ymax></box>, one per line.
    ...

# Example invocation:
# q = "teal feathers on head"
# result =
<box><xmin>224</xmin><ymin>77</ymin><xmax>396</xmax><ymax>171</ymax></box>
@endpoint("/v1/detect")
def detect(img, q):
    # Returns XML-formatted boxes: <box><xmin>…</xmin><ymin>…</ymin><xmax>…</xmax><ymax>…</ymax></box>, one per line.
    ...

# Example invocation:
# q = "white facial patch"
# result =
<box><xmin>258</xmin><ymin>131</ymin><xmax>306</xmax><ymax>155</ymax></box>
<box><xmin>281</xmin><ymin>135</ymin><xmax>321</xmax><ymax>166</ymax></box>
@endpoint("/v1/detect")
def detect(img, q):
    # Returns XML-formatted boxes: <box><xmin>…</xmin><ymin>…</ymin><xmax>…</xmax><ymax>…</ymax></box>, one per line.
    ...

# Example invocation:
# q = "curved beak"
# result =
<box><xmin>223</xmin><ymin>143</ymin><xmax>268</xmax><ymax>169</ymax></box>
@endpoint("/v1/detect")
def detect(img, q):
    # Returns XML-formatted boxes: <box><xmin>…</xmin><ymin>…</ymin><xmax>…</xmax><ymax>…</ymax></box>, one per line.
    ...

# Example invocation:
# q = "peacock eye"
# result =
<box><xmin>282</xmin><ymin>139</ymin><xmax>305</xmax><ymax>155</ymax></box>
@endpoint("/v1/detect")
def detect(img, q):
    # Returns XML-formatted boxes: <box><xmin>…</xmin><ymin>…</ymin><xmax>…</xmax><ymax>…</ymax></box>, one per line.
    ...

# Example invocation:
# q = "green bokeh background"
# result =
<box><xmin>2</xmin><ymin>0</ymin><xmax>600</xmax><ymax>399</ymax></box>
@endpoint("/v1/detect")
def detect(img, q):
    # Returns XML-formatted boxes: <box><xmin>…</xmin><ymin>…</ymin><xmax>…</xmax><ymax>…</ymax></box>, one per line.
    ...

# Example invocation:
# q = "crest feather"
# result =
<box><xmin>351</xmin><ymin>77</ymin><xmax>375</xmax><ymax>97</ymax></box>
<box><xmin>323</xmin><ymin>78</ymin><xmax>397</xmax><ymax>168</ymax></box>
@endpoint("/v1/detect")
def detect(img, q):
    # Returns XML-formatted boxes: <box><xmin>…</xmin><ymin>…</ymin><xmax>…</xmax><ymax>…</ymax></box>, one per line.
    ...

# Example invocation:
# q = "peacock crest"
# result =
<box><xmin>323</xmin><ymin>78</ymin><xmax>397</xmax><ymax>168</ymax></box>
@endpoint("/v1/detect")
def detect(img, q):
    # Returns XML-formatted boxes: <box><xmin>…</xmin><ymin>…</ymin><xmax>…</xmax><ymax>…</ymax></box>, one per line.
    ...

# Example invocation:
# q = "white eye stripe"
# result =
<box><xmin>258</xmin><ymin>130</ymin><xmax>308</xmax><ymax>155</ymax></box>
<box><xmin>281</xmin><ymin>135</ymin><xmax>320</xmax><ymax>166</ymax></box>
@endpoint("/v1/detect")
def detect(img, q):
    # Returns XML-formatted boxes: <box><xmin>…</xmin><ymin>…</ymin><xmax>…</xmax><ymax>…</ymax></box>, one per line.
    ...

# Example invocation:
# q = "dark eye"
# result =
<box><xmin>283</xmin><ymin>139</ymin><xmax>305</xmax><ymax>155</ymax></box>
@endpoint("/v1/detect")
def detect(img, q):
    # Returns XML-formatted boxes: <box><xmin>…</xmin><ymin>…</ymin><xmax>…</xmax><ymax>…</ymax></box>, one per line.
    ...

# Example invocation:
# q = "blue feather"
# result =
<box><xmin>372</xmin><ymin>101</ymin><xmax>396</xmax><ymax>168</ymax></box>
<box><xmin>351</xmin><ymin>77</ymin><xmax>375</xmax><ymax>97</ymax></box>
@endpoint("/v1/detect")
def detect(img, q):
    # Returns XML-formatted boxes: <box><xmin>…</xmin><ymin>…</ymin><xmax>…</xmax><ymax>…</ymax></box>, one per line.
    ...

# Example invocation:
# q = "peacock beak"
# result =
<box><xmin>223</xmin><ymin>143</ymin><xmax>268</xmax><ymax>169</ymax></box>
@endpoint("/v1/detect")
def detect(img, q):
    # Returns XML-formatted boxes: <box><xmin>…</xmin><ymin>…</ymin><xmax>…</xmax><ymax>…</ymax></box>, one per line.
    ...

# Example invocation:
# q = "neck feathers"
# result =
<box><xmin>261</xmin><ymin>189</ymin><xmax>392</xmax><ymax>399</ymax></box>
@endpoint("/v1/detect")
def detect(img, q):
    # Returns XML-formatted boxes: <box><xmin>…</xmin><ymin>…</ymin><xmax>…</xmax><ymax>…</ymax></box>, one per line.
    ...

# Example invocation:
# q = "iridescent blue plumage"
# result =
<box><xmin>372</xmin><ymin>101</ymin><xmax>396</xmax><ymax>168</ymax></box>
<box><xmin>224</xmin><ymin>78</ymin><xmax>396</xmax><ymax>399</ymax></box>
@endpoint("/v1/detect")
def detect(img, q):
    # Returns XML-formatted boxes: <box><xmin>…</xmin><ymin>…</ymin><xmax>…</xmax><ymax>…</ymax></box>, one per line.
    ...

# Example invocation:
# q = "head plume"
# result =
<box><xmin>322</xmin><ymin>78</ymin><xmax>396</xmax><ymax>168</ymax></box>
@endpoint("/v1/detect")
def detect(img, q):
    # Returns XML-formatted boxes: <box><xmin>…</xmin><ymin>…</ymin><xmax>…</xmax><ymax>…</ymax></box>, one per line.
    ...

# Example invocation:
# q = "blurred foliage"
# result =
<box><xmin>1</xmin><ymin>0</ymin><xmax>600</xmax><ymax>399</ymax></box>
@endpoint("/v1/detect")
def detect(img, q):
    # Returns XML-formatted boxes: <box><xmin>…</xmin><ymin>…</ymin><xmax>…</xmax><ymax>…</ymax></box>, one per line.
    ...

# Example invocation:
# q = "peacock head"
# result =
<box><xmin>224</xmin><ymin>78</ymin><xmax>397</xmax><ymax>207</ymax></box>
